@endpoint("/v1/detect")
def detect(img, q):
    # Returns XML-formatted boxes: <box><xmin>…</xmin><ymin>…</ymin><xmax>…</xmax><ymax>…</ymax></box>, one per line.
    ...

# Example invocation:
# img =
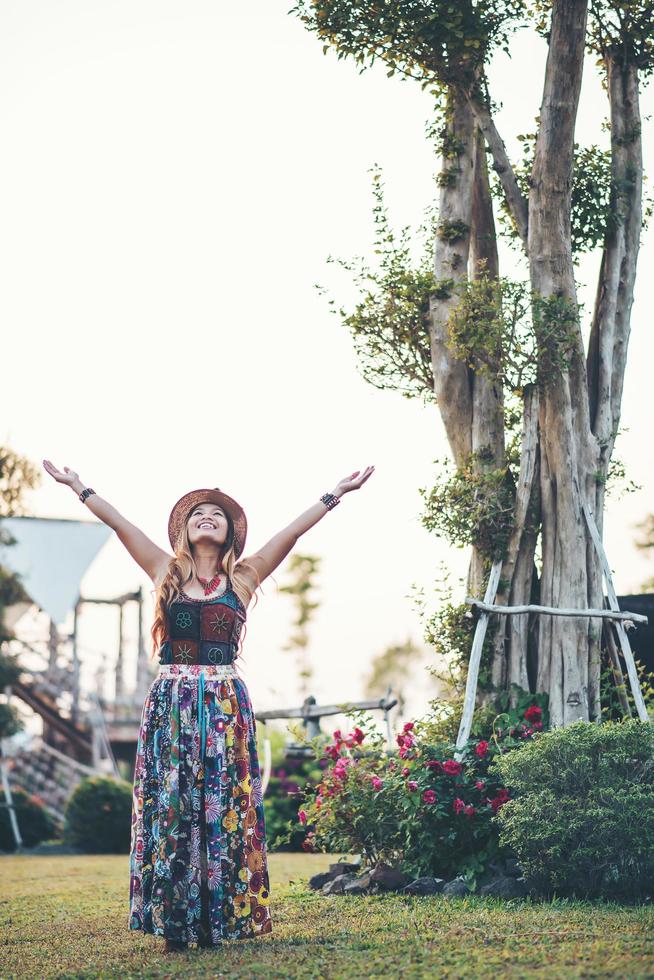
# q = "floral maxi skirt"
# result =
<box><xmin>128</xmin><ymin>663</ymin><xmax>272</xmax><ymax>944</ymax></box>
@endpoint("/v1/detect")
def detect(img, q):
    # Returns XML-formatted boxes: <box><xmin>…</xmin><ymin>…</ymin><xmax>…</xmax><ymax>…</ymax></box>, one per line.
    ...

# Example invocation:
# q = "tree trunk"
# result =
<box><xmin>528</xmin><ymin>0</ymin><xmax>596</xmax><ymax>726</ymax></box>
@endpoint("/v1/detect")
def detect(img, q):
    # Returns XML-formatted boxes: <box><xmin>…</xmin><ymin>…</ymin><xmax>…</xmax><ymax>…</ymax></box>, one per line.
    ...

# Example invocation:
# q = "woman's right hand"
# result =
<box><xmin>42</xmin><ymin>459</ymin><xmax>80</xmax><ymax>487</ymax></box>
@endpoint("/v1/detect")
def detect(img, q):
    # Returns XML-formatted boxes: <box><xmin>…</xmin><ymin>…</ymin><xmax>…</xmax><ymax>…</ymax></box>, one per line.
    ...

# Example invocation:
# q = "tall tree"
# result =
<box><xmin>279</xmin><ymin>553</ymin><xmax>322</xmax><ymax>698</ymax></box>
<box><xmin>363</xmin><ymin>637</ymin><xmax>428</xmax><ymax>717</ymax></box>
<box><xmin>293</xmin><ymin>0</ymin><xmax>653</xmax><ymax>725</ymax></box>
<box><xmin>0</xmin><ymin>447</ymin><xmax>40</xmax><ymax>824</ymax></box>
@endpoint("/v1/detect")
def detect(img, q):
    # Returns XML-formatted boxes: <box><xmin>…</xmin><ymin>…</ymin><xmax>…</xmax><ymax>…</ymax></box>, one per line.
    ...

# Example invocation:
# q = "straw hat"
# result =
<box><xmin>167</xmin><ymin>488</ymin><xmax>248</xmax><ymax>558</ymax></box>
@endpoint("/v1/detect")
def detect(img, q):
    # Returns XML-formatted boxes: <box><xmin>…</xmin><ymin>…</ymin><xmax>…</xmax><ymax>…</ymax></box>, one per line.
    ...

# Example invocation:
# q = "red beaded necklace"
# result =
<box><xmin>196</xmin><ymin>571</ymin><xmax>222</xmax><ymax>596</ymax></box>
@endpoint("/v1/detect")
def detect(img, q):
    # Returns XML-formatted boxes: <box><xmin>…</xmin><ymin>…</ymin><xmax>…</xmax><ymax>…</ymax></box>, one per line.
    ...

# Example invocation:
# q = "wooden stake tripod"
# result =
<box><xmin>455</xmin><ymin>507</ymin><xmax>650</xmax><ymax>753</ymax></box>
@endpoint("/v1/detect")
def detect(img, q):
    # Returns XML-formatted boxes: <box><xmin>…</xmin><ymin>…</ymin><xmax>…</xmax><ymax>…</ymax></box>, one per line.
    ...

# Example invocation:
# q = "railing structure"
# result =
<box><xmin>256</xmin><ymin>689</ymin><xmax>399</xmax><ymax>795</ymax></box>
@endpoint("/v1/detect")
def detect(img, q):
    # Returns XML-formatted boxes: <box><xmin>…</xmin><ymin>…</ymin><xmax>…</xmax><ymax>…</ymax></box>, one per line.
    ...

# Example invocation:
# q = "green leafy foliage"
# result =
<box><xmin>291</xmin><ymin>0</ymin><xmax>528</xmax><ymax>87</ymax></box>
<box><xmin>64</xmin><ymin>776</ymin><xmax>133</xmax><ymax>854</ymax></box>
<box><xmin>0</xmin><ymin>787</ymin><xmax>55</xmax><ymax>852</ymax></box>
<box><xmin>600</xmin><ymin>654</ymin><xmax>654</xmax><ymax>720</ymax></box>
<box><xmin>279</xmin><ymin>553</ymin><xmax>322</xmax><ymax>692</ymax></box>
<box><xmin>494</xmin><ymin>135</ymin><xmax>614</xmax><ymax>256</ymax></box>
<box><xmin>587</xmin><ymin>0</ymin><xmax>654</xmax><ymax>73</ymax></box>
<box><xmin>420</xmin><ymin>450</ymin><xmax>515</xmax><ymax>560</ymax></box>
<box><xmin>318</xmin><ymin>168</ymin><xmax>435</xmax><ymax>401</ymax></box>
<box><xmin>493</xmin><ymin>719</ymin><xmax>654</xmax><ymax>898</ymax></box>
<box><xmin>264</xmin><ymin>756</ymin><xmax>325</xmax><ymax>851</ymax></box>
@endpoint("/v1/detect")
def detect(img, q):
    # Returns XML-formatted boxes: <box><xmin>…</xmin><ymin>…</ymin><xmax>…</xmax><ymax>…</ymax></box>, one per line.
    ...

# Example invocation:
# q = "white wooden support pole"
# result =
<box><xmin>0</xmin><ymin>745</ymin><xmax>23</xmax><ymax>851</ymax></box>
<box><xmin>455</xmin><ymin>561</ymin><xmax>503</xmax><ymax>754</ymax></box>
<box><xmin>583</xmin><ymin>505</ymin><xmax>650</xmax><ymax>723</ymax></box>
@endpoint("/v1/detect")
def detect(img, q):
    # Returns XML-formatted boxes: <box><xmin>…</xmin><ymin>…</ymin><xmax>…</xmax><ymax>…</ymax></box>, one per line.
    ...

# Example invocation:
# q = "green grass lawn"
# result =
<box><xmin>1</xmin><ymin>852</ymin><xmax>652</xmax><ymax>979</ymax></box>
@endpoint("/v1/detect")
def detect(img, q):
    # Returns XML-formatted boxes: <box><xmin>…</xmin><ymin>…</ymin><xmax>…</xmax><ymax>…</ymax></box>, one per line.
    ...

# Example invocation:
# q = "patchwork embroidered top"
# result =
<box><xmin>158</xmin><ymin>578</ymin><xmax>246</xmax><ymax>666</ymax></box>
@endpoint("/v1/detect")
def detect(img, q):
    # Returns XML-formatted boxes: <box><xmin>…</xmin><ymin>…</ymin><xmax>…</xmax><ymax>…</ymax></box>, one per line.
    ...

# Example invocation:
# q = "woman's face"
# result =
<box><xmin>186</xmin><ymin>501</ymin><xmax>229</xmax><ymax>550</ymax></box>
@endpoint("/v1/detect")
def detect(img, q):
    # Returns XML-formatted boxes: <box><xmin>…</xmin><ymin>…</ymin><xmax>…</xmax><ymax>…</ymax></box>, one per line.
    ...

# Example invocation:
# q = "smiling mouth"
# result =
<box><xmin>198</xmin><ymin>523</ymin><xmax>216</xmax><ymax>530</ymax></box>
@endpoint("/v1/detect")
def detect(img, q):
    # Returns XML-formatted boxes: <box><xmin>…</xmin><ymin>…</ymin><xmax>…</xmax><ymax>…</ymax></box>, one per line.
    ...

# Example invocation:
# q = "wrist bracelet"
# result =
<box><xmin>79</xmin><ymin>487</ymin><xmax>96</xmax><ymax>504</ymax></box>
<box><xmin>320</xmin><ymin>492</ymin><xmax>340</xmax><ymax>511</ymax></box>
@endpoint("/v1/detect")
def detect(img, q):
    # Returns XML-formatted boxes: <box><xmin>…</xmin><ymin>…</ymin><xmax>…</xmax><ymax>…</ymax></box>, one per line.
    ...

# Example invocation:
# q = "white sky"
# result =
<box><xmin>2</xmin><ymin>2</ymin><xmax>654</xmax><ymax>724</ymax></box>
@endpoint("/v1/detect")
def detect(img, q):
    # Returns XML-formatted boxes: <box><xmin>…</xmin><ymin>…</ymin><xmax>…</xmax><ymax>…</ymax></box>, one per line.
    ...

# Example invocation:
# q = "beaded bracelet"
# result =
<box><xmin>79</xmin><ymin>487</ymin><xmax>96</xmax><ymax>504</ymax></box>
<box><xmin>320</xmin><ymin>492</ymin><xmax>340</xmax><ymax>511</ymax></box>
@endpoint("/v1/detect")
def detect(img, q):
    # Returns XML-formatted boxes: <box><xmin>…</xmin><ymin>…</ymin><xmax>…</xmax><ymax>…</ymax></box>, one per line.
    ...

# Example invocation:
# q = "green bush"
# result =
<box><xmin>0</xmin><ymin>786</ymin><xmax>55</xmax><ymax>852</ymax></box>
<box><xmin>264</xmin><ymin>756</ymin><xmax>326</xmax><ymax>851</ymax></box>
<box><xmin>492</xmin><ymin>720</ymin><xmax>654</xmax><ymax>898</ymax></box>
<box><xmin>64</xmin><ymin>776</ymin><xmax>133</xmax><ymax>854</ymax></box>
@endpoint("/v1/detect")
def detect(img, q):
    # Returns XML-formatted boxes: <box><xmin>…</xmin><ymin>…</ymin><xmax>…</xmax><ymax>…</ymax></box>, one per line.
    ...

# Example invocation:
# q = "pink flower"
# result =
<box><xmin>475</xmin><ymin>780</ymin><xmax>485</xmax><ymax>791</ymax></box>
<box><xmin>352</xmin><ymin>727</ymin><xmax>365</xmax><ymax>744</ymax></box>
<box><xmin>443</xmin><ymin>759</ymin><xmax>463</xmax><ymax>776</ymax></box>
<box><xmin>370</xmin><ymin>776</ymin><xmax>383</xmax><ymax>792</ymax></box>
<box><xmin>333</xmin><ymin>728</ymin><xmax>343</xmax><ymax>742</ymax></box>
<box><xmin>463</xmin><ymin>804</ymin><xmax>476</xmax><ymax>818</ymax></box>
<box><xmin>421</xmin><ymin>789</ymin><xmax>437</xmax><ymax>804</ymax></box>
<box><xmin>475</xmin><ymin>741</ymin><xmax>489</xmax><ymax>758</ymax></box>
<box><xmin>403</xmin><ymin>721</ymin><xmax>415</xmax><ymax>733</ymax></box>
<box><xmin>407</xmin><ymin>780</ymin><xmax>418</xmax><ymax>791</ymax></box>
<box><xmin>453</xmin><ymin>797</ymin><xmax>466</xmax><ymax>815</ymax></box>
<box><xmin>298</xmin><ymin>809</ymin><xmax>308</xmax><ymax>825</ymax></box>
<box><xmin>401</xmin><ymin>767</ymin><xmax>410</xmax><ymax>777</ymax></box>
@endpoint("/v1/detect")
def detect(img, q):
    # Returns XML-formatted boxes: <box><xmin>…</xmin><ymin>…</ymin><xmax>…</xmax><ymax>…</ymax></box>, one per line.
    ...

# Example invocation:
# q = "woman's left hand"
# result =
<box><xmin>333</xmin><ymin>465</ymin><xmax>375</xmax><ymax>497</ymax></box>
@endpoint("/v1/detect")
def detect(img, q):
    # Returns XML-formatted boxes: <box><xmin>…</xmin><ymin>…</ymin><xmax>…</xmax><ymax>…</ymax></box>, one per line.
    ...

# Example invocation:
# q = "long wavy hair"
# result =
<box><xmin>150</xmin><ymin>508</ymin><xmax>261</xmax><ymax>660</ymax></box>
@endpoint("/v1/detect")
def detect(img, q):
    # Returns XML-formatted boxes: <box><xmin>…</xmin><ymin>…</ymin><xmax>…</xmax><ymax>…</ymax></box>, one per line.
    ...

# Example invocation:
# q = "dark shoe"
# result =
<box><xmin>164</xmin><ymin>938</ymin><xmax>188</xmax><ymax>953</ymax></box>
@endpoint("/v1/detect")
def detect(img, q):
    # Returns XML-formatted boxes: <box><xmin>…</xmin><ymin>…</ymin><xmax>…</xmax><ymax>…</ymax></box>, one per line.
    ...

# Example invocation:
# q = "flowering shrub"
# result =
<box><xmin>298</xmin><ymin>724</ymin><xmax>406</xmax><ymax>866</ymax></box>
<box><xmin>297</xmin><ymin>700</ymin><xmax>546</xmax><ymax>882</ymax></box>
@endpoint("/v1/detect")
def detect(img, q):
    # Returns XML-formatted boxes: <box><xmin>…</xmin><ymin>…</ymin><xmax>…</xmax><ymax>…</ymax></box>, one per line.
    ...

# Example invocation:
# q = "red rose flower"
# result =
<box><xmin>401</xmin><ymin>767</ymin><xmax>410</xmax><ymax>777</ymax></box>
<box><xmin>298</xmin><ymin>809</ymin><xmax>307</xmax><ymax>825</ymax></box>
<box><xmin>403</xmin><ymin>721</ymin><xmax>415</xmax><ymax>733</ymax></box>
<box><xmin>443</xmin><ymin>759</ymin><xmax>463</xmax><ymax>776</ymax></box>
<box><xmin>425</xmin><ymin>759</ymin><xmax>443</xmax><ymax>771</ymax></box>
<box><xmin>464</xmin><ymin>804</ymin><xmax>476</xmax><ymax>818</ymax></box>
<box><xmin>421</xmin><ymin>789</ymin><xmax>437</xmax><ymax>804</ymax></box>
<box><xmin>524</xmin><ymin>705</ymin><xmax>542</xmax><ymax>723</ymax></box>
<box><xmin>489</xmin><ymin>788</ymin><xmax>510</xmax><ymax>813</ymax></box>
<box><xmin>453</xmin><ymin>797</ymin><xmax>465</xmax><ymax>814</ymax></box>
<box><xmin>352</xmin><ymin>727</ymin><xmax>365</xmax><ymax>744</ymax></box>
<box><xmin>407</xmin><ymin>780</ymin><xmax>418</xmax><ymax>791</ymax></box>
<box><xmin>475</xmin><ymin>740</ymin><xmax>489</xmax><ymax>758</ymax></box>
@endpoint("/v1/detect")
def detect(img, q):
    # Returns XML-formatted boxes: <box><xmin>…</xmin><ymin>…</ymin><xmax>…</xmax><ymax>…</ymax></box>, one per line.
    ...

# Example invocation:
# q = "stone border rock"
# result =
<box><xmin>308</xmin><ymin>857</ymin><xmax>530</xmax><ymax>900</ymax></box>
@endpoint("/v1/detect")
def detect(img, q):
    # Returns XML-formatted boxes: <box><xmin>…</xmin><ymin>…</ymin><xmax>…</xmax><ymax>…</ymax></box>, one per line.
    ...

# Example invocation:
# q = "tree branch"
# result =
<box><xmin>587</xmin><ymin>57</ymin><xmax>642</xmax><ymax>453</ymax></box>
<box><xmin>465</xmin><ymin>90</ymin><xmax>529</xmax><ymax>249</ymax></box>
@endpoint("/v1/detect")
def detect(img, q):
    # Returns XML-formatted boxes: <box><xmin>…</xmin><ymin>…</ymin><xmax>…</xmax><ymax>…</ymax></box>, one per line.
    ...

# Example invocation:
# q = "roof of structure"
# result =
<box><xmin>0</xmin><ymin>515</ymin><xmax>112</xmax><ymax>625</ymax></box>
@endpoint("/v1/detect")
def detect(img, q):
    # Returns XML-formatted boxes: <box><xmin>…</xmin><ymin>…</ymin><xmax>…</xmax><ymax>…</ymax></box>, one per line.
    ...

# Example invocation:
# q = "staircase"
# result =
<box><xmin>4</xmin><ymin>737</ymin><xmax>105</xmax><ymax>826</ymax></box>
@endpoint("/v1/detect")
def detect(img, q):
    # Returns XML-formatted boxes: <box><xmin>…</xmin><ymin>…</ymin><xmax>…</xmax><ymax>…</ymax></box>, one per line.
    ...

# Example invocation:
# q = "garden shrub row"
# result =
<box><xmin>297</xmin><ymin>709</ymin><xmax>654</xmax><ymax>900</ymax></box>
